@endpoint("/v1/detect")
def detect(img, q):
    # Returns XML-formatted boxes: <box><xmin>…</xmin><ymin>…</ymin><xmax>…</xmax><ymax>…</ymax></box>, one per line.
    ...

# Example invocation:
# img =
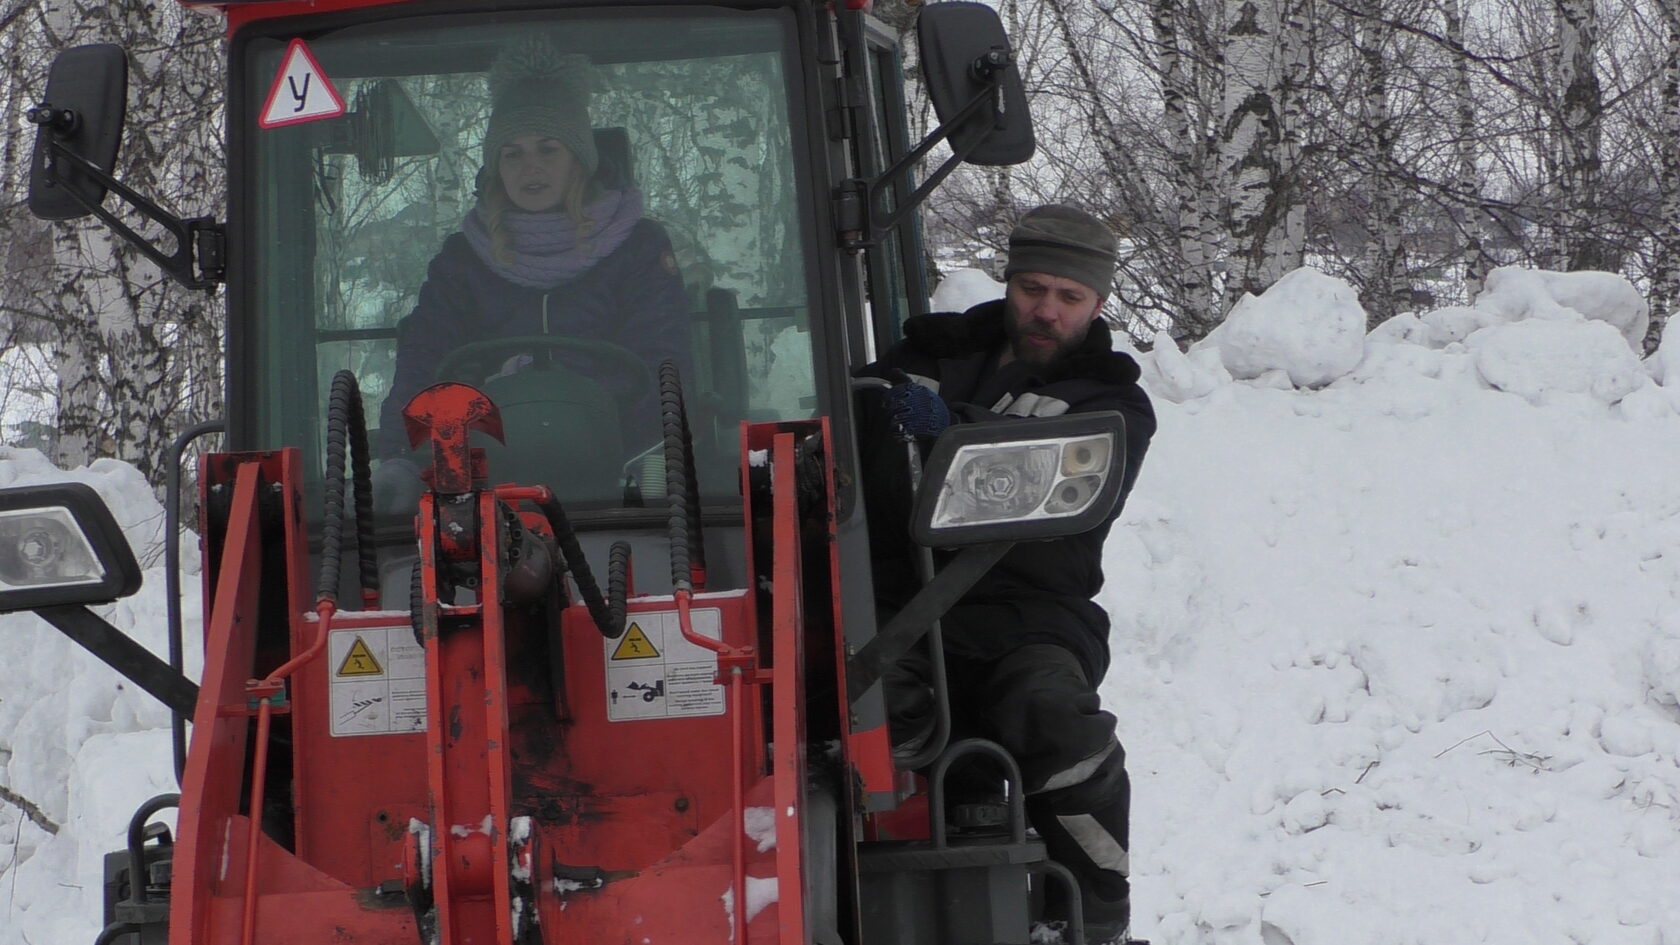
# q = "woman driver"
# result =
<box><xmin>374</xmin><ymin>38</ymin><xmax>689</xmax><ymax>507</ymax></box>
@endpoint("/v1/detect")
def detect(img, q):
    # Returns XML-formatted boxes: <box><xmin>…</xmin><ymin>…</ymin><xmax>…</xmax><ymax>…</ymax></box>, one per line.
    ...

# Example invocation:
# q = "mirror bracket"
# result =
<box><xmin>31</xmin><ymin>111</ymin><xmax>225</xmax><ymax>290</ymax></box>
<box><xmin>838</xmin><ymin>61</ymin><xmax>1005</xmax><ymax>252</ymax></box>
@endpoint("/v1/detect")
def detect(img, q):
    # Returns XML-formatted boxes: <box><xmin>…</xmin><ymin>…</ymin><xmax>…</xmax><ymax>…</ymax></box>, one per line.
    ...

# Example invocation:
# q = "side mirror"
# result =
<box><xmin>28</xmin><ymin>44</ymin><xmax>129</xmax><ymax>221</ymax></box>
<box><xmin>910</xmin><ymin>412</ymin><xmax>1127</xmax><ymax>547</ymax></box>
<box><xmin>917</xmin><ymin>1</ymin><xmax>1034</xmax><ymax>167</ymax></box>
<box><xmin>0</xmin><ymin>483</ymin><xmax>142</xmax><ymax>614</ymax></box>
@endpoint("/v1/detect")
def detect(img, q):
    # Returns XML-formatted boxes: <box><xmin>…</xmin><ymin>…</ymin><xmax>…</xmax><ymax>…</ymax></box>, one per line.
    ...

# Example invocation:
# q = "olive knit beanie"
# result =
<box><xmin>1003</xmin><ymin>204</ymin><xmax>1117</xmax><ymax>296</ymax></box>
<box><xmin>482</xmin><ymin>38</ymin><xmax>598</xmax><ymax>177</ymax></box>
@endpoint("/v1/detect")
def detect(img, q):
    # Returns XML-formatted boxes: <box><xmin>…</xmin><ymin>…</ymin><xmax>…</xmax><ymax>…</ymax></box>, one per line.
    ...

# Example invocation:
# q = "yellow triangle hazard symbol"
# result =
<box><xmin>336</xmin><ymin>636</ymin><xmax>384</xmax><ymax>677</ymax></box>
<box><xmin>611</xmin><ymin>622</ymin><xmax>660</xmax><ymax>661</ymax></box>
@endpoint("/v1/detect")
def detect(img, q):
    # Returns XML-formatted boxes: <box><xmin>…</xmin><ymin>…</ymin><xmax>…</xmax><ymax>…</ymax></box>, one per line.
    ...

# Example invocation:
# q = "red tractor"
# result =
<box><xmin>4</xmin><ymin>2</ymin><xmax>1132</xmax><ymax>943</ymax></box>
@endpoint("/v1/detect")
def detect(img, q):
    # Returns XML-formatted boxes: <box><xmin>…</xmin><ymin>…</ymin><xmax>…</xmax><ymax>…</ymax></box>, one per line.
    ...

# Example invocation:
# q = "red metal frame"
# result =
<box><xmin>168</xmin><ymin>380</ymin><xmax>869</xmax><ymax>944</ymax></box>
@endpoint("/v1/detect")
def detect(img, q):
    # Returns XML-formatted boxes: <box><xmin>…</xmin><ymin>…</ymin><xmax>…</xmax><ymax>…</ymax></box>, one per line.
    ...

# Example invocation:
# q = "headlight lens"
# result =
<box><xmin>929</xmin><ymin>432</ymin><xmax>1116</xmax><ymax>529</ymax></box>
<box><xmin>0</xmin><ymin>507</ymin><xmax>105</xmax><ymax>589</ymax></box>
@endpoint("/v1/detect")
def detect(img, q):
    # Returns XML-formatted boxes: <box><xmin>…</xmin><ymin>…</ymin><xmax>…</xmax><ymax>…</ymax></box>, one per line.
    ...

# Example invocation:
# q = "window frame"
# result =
<box><xmin>224</xmin><ymin>1</ymin><xmax>834</xmax><ymax>527</ymax></box>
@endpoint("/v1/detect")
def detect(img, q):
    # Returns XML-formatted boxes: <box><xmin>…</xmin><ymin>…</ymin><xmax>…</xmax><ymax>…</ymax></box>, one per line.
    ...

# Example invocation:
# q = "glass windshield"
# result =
<box><xmin>243</xmin><ymin>8</ymin><xmax>816</xmax><ymax>518</ymax></box>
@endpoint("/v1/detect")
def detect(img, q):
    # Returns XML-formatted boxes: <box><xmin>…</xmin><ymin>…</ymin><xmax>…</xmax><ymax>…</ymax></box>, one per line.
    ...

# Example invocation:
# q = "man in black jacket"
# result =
<box><xmin>858</xmin><ymin>205</ymin><xmax>1155</xmax><ymax>943</ymax></box>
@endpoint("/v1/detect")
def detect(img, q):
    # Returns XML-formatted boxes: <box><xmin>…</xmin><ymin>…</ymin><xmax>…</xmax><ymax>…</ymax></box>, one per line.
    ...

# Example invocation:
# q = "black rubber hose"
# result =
<box><xmin>409</xmin><ymin>559</ymin><xmax>426</xmax><ymax>648</ymax></box>
<box><xmin>606</xmin><ymin>541</ymin><xmax>632</xmax><ymax>639</ymax></box>
<box><xmin>678</xmin><ymin>383</ymin><xmax>706</xmax><ymax>581</ymax></box>
<box><xmin>318</xmin><ymin>370</ymin><xmax>379</xmax><ymax>605</ymax></box>
<box><xmin>534</xmin><ymin>493</ymin><xmax>622</xmax><ymax>638</ymax></box>
<box><xmin>659</xmin><ymin>360</ymin><xmax>696</xmax><ymax>593</ymax></box>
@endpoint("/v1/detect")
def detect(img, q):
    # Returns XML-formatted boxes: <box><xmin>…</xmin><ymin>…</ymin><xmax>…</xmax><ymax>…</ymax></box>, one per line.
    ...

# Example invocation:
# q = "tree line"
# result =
<box><xmin>1</xmin><ymin>0</ymin><xmax>1675</xmax><ymax>491</ymax></box>
<box><xmin>902</xmin><ymin>0</ymin><xmax>1678</xmax><ymax>350</ymax></box>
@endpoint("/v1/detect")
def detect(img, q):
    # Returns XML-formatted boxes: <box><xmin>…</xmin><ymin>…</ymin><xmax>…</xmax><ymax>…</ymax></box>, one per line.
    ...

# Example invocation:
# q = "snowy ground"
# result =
<box><xmin>4</xmin><ymin>267</ymin><xmax>1680</xmax><ymax>944</ymax></box>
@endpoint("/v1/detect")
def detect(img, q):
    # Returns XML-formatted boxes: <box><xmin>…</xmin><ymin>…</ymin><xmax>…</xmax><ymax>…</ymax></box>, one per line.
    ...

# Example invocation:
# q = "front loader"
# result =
<box><xmin>2</xmin><ymin>2</ymin><xmax>1135</xmax><ymax>943</ymax></box>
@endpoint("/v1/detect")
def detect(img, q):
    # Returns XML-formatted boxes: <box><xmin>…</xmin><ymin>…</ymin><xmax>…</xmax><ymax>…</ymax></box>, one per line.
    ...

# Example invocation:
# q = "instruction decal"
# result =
<box><xmin>610</xmin><ymin>622</ymin><xmax>660</xmax><ymax>661</ymax></box>
<box><xmin>259</xmin><ymin>38</ymin><xmax>346</xmax><ymax>129</ymax></box>
<box><xmin>329</xmin><ymin>625</ymin><xmax>427</xmax><ymax>737</ymax></box>
<box><xmin>603</xmin><ymin>608</ymin><xmax>725</xmax><ymax>722</ymax></box>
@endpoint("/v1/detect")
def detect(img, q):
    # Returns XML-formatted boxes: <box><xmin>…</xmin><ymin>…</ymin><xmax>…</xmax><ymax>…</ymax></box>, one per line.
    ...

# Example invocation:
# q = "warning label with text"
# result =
<box><xmin>603</xmin><ymin>608</ymin><xmax>724</xmax><ymax>722</ymax></box>
<box><xmin>328</xmin><ymin>626</ymin><xmax>427</xmax><ymax>737</ymax></box>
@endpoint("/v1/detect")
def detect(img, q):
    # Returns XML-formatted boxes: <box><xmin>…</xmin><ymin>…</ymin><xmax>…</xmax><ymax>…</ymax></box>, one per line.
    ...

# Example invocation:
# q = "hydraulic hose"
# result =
<box><xmin>605</xmin><ymin>540</ymin><xmax>632</xmax><ymax>639</ymax></box>
<box><xmin>531</xmin><ymin>491</ymin><xmax>625</xmax><ymax>639</ymax></box>
<box><xmin>658</xmin><ymin>360</ymin><xmax>705</xmax><ymax>592</ymax></box>
<box><xmin>318</xmin><ymin>370</ymin><xmax>379</xmax><ymax>606</ymax></box>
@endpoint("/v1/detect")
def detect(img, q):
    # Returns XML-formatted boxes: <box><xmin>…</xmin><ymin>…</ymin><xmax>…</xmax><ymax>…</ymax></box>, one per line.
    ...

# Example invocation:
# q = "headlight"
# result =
<box><xmin>911</xmin><ymin>413</ymin><xmax>1129</xmax><ymax>547</ymax></box>
<box><xmin>0</xmin><ymin>483</ymin><xmax>141</xmax><ymax>613</ymax></box>
<box><xmin>0</xmin><ymin>507</ymin><xmax>105</xmax><ymax>588</ymax></box>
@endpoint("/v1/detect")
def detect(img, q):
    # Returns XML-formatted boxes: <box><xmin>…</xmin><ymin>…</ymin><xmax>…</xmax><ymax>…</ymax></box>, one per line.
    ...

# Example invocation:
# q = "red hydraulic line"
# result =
<box><xmin>239</xmin><ymin>695</ymin><xmax>275</xmax><ymax>945</ymax></box>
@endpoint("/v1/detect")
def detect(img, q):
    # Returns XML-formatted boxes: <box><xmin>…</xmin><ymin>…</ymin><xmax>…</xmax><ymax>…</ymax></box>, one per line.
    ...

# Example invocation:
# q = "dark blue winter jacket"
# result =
<box><xmin>858</xmin><ymin>299</ymin><xmax>1156</xmax><ymax>683</ymax></box>
<box><xmin>376</xmin><ymin>217</ymin><xmax>690</xmax><ymax>457</ymax></box>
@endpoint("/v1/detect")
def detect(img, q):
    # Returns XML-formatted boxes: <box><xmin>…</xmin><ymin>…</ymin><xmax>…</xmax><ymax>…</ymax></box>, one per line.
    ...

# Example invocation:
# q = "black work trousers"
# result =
<box><xmin>886</xmin><ymin>642</ymin><xmax>1132</xmax><ymax>914</ymax></box>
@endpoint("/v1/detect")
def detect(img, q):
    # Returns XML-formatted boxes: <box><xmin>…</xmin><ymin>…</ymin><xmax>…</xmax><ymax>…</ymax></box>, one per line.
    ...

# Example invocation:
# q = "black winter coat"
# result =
<box><xmin>376</xmin><ymin>218</ymin><xmax>690</xmax><ymax>456</ymax></box>
<box><xmin>858</xmin><ymin>299</ymin><xmax>1156</xmax><ymax>683</ymax></box>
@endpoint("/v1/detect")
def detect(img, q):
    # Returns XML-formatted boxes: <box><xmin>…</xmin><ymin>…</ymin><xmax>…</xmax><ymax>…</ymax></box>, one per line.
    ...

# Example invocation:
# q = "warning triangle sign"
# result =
<box><xmin>611</xmin><ymin>622</ymin><xmax>660</xmax><ymax>661</ymax></box>
<box><xmin>336</xmin><ymin>635</ymin><xmax>384</xmax><ymax>677</ymax></box>
<box><xmin>259</xmin><ymin>39</ymin><xmax>346</xmax><ymax>129</ymax></box>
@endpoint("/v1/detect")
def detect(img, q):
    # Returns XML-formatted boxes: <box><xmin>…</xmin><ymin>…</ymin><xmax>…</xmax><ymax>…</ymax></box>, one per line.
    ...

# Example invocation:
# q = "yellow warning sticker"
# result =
<box><xmin>336</xmin><ymin>635</ymin><xmax>384</xmax><ymax>677</ymax></box>
<box><xmin>610</xmin><ymin>622</ymin><xmax>661</xmax><ymax>661</ymax></box>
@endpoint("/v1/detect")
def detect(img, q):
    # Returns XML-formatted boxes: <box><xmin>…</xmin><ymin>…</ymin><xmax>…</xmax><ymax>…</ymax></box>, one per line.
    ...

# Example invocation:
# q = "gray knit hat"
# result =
<box><xmin>482</xmin><ymin>39</ymin><xmax>597</xmax><ymax>177</ymax></box>
<box><xmin>1003</xmin><ymin>204</ymin><xmax>1117</xmax><ymax>296</ymax></box>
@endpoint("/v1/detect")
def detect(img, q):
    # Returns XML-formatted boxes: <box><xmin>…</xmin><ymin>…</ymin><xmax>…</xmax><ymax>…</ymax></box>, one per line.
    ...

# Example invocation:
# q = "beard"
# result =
<box><xmin>1003</xmin><ymin>300</ymin><xmax>1085</xmax><ymax>368</ymax></box>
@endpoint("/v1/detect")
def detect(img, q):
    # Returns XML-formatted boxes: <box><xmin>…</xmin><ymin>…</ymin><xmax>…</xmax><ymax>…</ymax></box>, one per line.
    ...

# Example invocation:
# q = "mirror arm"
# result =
<box><xmin>844</xmin><ymin>540</ymin><xmax>1014</xmax><ymax>703</ymax></box>
<box><xmin>842</xmin><ymin>68</ymin><xmax>1004</xmax><ymax>250</ymax></box>
<box><xmin>35</xmin><ymin>604</ymin><xmax>200</xmax><ymax>718</ymax></box>
<box><xmin>40</xmin><ymin>135</ymin><xmax>225</xmax><ymax>290</ymax></box>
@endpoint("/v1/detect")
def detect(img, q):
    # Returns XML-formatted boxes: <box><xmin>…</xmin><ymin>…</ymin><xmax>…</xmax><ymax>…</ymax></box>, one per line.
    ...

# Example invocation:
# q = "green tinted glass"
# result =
<box><xmin>246</xmin><ymin>9</ymin><xmax>815</xmax><ymax>515</ymax></box>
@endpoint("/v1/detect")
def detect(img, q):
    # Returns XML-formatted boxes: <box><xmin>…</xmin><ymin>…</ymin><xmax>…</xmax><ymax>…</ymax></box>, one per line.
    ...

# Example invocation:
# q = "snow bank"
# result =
<box><xmin>1467</xmin><ymin>316</ymin><xmax>1648</xmax><ymax>406</ymax></box>
<box><xmin>1101</xmin><ymin>270</ymin><xmax>1680</xmax><ymax>945</ymax></box>
<box><xmin>932</xmin><ymin>268</ymin><xmax>1003</xmax><ymax>313</ymax></box>
<box><xmin>1200</xmin><ymin>268</ymin><xmax>1368</xmax><ymax>389</ymax></box>
<box><xmin>1474</xmin><ymin>266</ymin><xmax>1649</xmax><ymax>351</ymax></box>
<box><xmin>0</xmin><ymin>453</ymin><xmax>196</xmax><ymax>945</ymax></box>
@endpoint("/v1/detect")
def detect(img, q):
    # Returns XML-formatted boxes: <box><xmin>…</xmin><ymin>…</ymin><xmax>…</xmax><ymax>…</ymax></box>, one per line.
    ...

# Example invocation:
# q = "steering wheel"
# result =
<box><xmin>433</xmin><ymin>334</ymin><xmax>654</xmax><ymax>399</ymax></box>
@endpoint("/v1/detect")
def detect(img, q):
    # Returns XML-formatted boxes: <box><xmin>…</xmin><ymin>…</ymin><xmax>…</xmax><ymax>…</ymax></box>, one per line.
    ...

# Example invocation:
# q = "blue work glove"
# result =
<box><xmin>883</xmin><ymin>374</ymin><xmax>953</xmax><ymax>439</ymax></box>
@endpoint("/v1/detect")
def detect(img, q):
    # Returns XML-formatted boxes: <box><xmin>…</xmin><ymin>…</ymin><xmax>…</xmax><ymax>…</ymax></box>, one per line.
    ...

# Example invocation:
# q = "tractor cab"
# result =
<box><xmin>8</xmin><ymin>3</ymin><xmax>1139</xmax><ymax>944</ymax></box>
<box><xmin>240</xmin><ymin>10</ymin><xmax>822</xmax><ymax>527</ymax></box>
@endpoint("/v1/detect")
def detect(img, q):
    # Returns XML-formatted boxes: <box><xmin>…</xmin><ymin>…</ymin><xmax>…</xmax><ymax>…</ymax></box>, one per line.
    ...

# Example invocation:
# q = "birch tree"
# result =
<box><xmin>1646</xmin><ymin>0</ymin><xmax>1680</xmax><ymax>350</ymax></box>
<box><xmin>1443</xmin><ymin>0</ymin><xmax>1492</xmax><ymax>296</ymax></box>
<box><xmin>1154</xmin><ymin>0</ymin><xmax>1224</xmax><ymax>332</ymax></box>
<box><xmin>1556</xmin><ymin>0</ymin><xmax>1611</xmax><ymax>270</ymax></box>
<box><xmin>1353</xmin><ymin>0</ymin><xmax>1406</xmax><ymax>325</ymax></box>
<box><xmin>1220</xmin><ymin>0</ymin><xmax>1305</xmax><ymax>307</ymax></box>
<box><xmin>17</xmin><ymin>0</ymin><xmax>224</xmax><ymax>487</ymax></box>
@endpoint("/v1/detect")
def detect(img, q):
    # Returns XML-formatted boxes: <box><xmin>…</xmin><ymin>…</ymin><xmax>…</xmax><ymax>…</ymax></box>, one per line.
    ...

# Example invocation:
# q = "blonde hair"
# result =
<box><xmin>482</xmin><ymin>164</ymin><xmax>601</xmax><ymax>265</ymax></box>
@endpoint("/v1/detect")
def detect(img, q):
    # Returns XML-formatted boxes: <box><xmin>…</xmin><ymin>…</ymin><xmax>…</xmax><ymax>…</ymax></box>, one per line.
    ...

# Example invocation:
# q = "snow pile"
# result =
<box><xmin>1200</xmin><ymin>268</ymin><xmax>1368</xmax><ymax>388</ymax></box>
<box><xmin>931</xmin><ymin>268</ymin><xmax>1003</xmax><ymax>313</ymax></box>
<box><xmin>1474</xmin><ymin>266</ymin><xmax>1649</xmax><ymax>351</ymax></box>
<box><xmin>0</xmin><ymin>449</ymin><xmax>195</xmax><ymax>945</ymax></box>
<box><xmin>1466</xmin><ymin>317</ymin><xmax>1647</xmax><ymax>406</ymax></box>
<box><xmin>1099</xmin><ymin>267</ymin><xmax>1680</xmax><ymax>945</ymax></box>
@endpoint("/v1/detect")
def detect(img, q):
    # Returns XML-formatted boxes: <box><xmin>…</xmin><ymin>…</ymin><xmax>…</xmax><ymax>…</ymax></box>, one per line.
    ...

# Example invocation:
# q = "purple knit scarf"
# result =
<box><xmin>462</xmin><ymin>188</ymin><xmax>645</xmax><ymax>290</ymax></box>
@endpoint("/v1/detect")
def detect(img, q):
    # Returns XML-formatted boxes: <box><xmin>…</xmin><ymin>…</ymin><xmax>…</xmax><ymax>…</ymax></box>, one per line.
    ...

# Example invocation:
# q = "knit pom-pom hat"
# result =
<box><xmin>482</xmin><ymin>38</ymin><xmax>597</xmax><ymax>177</ymax></box>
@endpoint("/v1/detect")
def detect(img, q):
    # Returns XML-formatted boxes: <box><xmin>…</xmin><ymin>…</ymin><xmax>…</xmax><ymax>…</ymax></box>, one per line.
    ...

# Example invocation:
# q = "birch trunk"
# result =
<box><xmin>1154</xmin><ymin>0</ymin><xmax>1222</xmax><ymax>333</ymax></box>
<box><xmin>1556</xmin><ymin>0</ymin><xmax>1610</xmax><ymax>270</ymax></box>
<box><xmin>1444</xmin><ymin>0</ymin><xmax>1490</xmax><ymax>297</ymax></box>
<box><xmin>1220</xmin><ymin>0</ymin><xmax>1293</xmax><ymax>309</ymax></box>
<box><xmin>1647</xmin><ymin>0</ymin><xmax>1680</xmax><ymax>353</ymax></box>
<box><xmin>1271</xmin><ymin>0</ymin><xmax>1309</xmax><ymax>278</ymax></box>
<box><xmin>1356</xmin><ymin>0</ymin><xmax>1405</xmax><ymax>326</ymax></box>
